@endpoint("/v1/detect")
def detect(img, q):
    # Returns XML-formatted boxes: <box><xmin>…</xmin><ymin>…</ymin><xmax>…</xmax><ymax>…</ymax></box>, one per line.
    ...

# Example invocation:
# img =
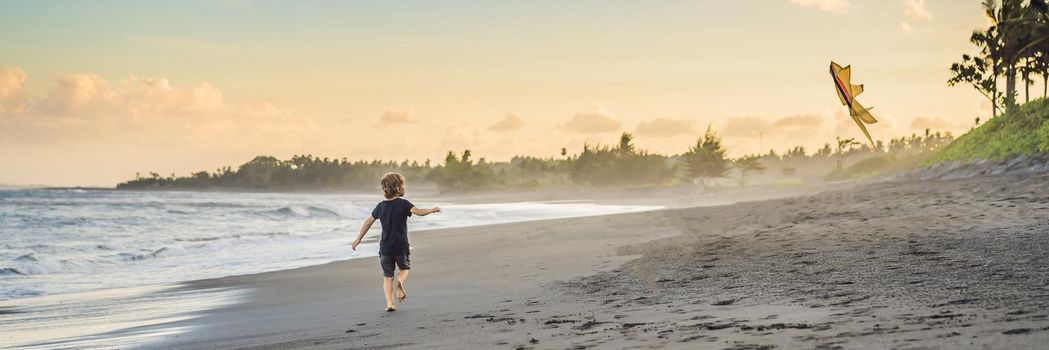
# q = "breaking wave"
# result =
<box><xmin>174</xmin><ymin>231</ymin><xmax>291</xmax><ymax>243</ymax></box>
<box><xmin>119</xmin><ymin>246</ymin><xmax>187</xmax><ymax>262</ymax></box>
<box><xmin>1</xmin><ymin>188</ymin><xmax>657</xmax><ymax>301</ymax></box>
<box><xmin>10</xmin><ymin>254</ymin><xmax>81</xmax><ymax>275</ymax></box>
<box><xmin>0</xmin><ymin>267</ymin><xmax>26</xmax><ymax>276</ymax></box>
<box><xmin>253</xmin><ymin>205</ymin><xmax>343</xmax><ymax>219</ymax></box>
<box><xmin>2</xmin><ymin>287</ymin><xmax>44</xmax><ymax>299</ymax></box>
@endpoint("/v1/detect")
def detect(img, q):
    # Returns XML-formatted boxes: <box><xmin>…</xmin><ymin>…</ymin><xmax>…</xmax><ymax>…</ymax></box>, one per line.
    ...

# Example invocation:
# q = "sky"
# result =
<box><xmin>0</xmin><ymin>0</ymin><xmax>1015</xmax><ymax>186</ymax></box>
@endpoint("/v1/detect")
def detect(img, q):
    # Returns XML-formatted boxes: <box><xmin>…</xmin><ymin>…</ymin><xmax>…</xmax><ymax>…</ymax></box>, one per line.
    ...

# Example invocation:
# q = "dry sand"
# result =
<box><xmin>153</xmin><ymin>169</ymin><xmax>1049</xmax><ymax>349</ymax></box>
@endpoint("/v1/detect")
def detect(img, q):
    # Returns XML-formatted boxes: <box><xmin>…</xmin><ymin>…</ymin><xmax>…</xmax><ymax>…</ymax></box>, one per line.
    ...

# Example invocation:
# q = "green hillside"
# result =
<box><xmin>926</xmin><ymin>99</ymin><xmax>1049</xmax><ymax>164</ymax></box>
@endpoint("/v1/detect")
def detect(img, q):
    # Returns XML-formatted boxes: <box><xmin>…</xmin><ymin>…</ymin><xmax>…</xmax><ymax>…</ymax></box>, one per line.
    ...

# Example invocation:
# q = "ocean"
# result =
<box><xmin>0</xmin><ymin>188</ymin><xmax>657</xmax><ymax>301</ymax></box>
<box><xmin>0</xmin><ymin>188</ymin><xmax>659</xmax><ymax>348</ymax></box>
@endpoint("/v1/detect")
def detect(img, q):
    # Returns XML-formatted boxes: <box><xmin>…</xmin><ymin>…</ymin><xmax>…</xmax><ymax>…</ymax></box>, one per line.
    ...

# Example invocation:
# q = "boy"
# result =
<box><xmin>352</xmin><ymin>172</ymin><xmax>440</xmax><ymax>312</ymax></box>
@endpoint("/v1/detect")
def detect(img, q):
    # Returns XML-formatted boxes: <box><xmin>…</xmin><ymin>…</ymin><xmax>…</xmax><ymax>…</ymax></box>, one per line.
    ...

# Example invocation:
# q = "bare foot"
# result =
<box><xmin>396</xmin><ymin>280</ymin><xmax>407</xmax><ymax>302</ymax></box>
<box><xmin>385</xmin><ymin>305</ymin><xmax>397</xmax><ymax>312</ymax></box>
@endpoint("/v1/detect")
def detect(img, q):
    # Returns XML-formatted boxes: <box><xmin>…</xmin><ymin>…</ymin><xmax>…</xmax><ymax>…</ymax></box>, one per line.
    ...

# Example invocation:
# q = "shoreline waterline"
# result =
<box><xmin>0</xmin><ymin>284</ymin><xmax>246</xmax><ymax>349</ymax></box>
<box><xmin>1</xmin><ymin>187</ymin><xmax>662</xmax><ymax>301</ymax></box>
<box><xmin>0</xmin><ymin>188</ymin><xmax>663</xmax><ymax>348</ymax></box>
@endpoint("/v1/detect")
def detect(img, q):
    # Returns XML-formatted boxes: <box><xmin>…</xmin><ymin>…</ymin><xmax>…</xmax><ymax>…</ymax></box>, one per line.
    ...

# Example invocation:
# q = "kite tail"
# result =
<box><xmin>852</xmin><ymin>116</ymin><xmax>877</xmax><ymax>149</ymax></box>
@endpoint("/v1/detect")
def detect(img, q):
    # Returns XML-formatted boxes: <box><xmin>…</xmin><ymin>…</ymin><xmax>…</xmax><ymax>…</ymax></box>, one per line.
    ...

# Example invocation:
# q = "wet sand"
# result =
<box><xmin>155</xmin><ymin>169</ymin><xmax>1049</xmax><ymax>349</ymax></box>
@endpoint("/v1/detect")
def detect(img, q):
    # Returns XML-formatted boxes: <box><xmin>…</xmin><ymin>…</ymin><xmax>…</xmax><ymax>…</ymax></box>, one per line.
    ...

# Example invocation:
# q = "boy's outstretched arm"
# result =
<box><xmin>410</xmin><ymin>206</ymin><xmax>441</xmax><ymax>216</ymax></box>
<box><xmin>352</xmin><ymin>216</ymin><xmax>376</xmax><ymax>251</ymax></box>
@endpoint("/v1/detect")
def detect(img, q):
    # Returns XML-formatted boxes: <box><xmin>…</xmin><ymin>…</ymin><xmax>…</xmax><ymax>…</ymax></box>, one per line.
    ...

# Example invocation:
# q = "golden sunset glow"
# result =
<box><xmin>0</xmin><ymin>1</ymin><xmax>1006</xmax><ymax>186</ymax></box>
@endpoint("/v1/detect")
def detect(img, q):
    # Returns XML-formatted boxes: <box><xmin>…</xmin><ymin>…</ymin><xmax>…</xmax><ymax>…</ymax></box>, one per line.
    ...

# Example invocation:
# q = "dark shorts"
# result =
<box><xmin>379</xmin><ymin>255</ymin><xmax>410</xmax><ymax>277</ymax></box>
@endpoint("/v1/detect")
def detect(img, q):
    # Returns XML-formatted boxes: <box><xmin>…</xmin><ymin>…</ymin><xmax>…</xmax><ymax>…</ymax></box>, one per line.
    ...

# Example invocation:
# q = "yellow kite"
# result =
<box><xmin>829</xmin><ymin>61</ymin><xmax>878</xmax><ymax>147</ymax></box>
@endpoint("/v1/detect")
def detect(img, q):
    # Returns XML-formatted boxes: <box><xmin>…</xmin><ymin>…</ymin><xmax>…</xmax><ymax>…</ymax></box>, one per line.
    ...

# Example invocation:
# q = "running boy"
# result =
<box><xmin>352</xmin><ymin>172</ymin><xmax>440</xmax><ymax>312</ymax></box>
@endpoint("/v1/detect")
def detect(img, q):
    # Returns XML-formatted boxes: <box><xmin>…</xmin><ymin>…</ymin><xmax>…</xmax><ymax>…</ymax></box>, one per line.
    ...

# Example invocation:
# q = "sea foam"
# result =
<box><xmin>0</xmin><ymin>189</ymin><xmax>658</xmax><ymax>300</ymax></box>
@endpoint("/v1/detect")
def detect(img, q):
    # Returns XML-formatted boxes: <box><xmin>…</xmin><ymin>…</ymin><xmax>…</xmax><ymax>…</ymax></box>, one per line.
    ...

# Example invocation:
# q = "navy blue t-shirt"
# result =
<box><xmin>371</xmin><ymin>197</ymin><xmax>413</xmax><ymax>256</ymax></box>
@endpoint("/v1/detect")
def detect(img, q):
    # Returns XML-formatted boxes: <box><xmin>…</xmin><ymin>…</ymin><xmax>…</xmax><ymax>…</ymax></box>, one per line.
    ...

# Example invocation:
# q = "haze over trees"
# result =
<box><xmin>568</xmin><ymin>133</ymin><xmax>675</xmax><ymax>187</ymax></box>
<box><xmin>732</xmin><ymin>154</ymin><xmax>765</xmax><ymax>187</ymax></box>
<box><xmin>118</xmin><ymin>127</ymin><xmax>954</xmax><ymax>192</ymax></box>
<box><xmin>683</xmin><ymin>126</ymin><xmax>731</xmax><ymax>186</ymax></box>
<box><xmin>426</xmin><ymin>150</ymin><xmax>496</xmax><ymax>192</ymax></box>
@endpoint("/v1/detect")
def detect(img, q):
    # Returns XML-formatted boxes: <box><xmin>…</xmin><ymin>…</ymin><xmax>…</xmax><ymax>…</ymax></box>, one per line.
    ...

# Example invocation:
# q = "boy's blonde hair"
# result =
<box><xmin>380</xmin><ymin>172</ymin><xmax>406</xmax><ymax>199</ymax></box>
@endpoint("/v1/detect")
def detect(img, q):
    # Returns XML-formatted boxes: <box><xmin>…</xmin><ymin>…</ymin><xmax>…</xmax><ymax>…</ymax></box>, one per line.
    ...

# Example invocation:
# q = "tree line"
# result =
<box><xmin>118</xmin><ymin>128</ymin><xmax>953</xmax><ymax>192</ymax></box>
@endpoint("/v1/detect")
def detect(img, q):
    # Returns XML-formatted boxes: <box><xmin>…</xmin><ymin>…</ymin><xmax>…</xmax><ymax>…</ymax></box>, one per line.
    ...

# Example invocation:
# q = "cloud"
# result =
<box><xmin>487</xmin><ymin>113</ymin><xmax>524</xmax><ymax>132</ymax></box>
<box><xmin>788</xmin><ymin>0</ymin><xmax>849</xmax><ymax>13</ymax></box>
<box><xmin>771</xmin><ymin>114</ymin><xmax>823</xmax><ymax>137</ymax></box>
<box><xmin>125</xmin><ymin>77</ymin><xmax>225</xmax><ymax>115</ymax></box>
<box><xmin>0</xmin><ymin>67</ymin><xmax>312</xmax><ymax>148</ymax></box>
<box><xmin>722</xmin><ymin>114</ymin><xmax>825</xmax><ymax>140</ymax></box>
<box><xmin>902</xmin><ymin>0</ymin><xmax>932</xmax><ymax>21</ymax></box>
<box><xmin>832</xmin><ymin>110</ymin><xmax>857</xmax><ymax>135</ymax></box>
<box><xmin>562</xmin><ymin>104</ymin><xmax>621</xmax><ymax>134</ymax></box>
<box><xmin>376</xmin><ymin>108</ymin><xmax>419</xmax><ymax>127</ymax></box>
<box><xmin>8</xmin><ymin>72</ymin><xmax>228</xmax><ymax>120</ymax></box>
<box><xmin>0</xmin><ymin>67</ymin><xmax>28</xmax><ymax>113</ymax></box>
<box><xmin>900</xmin><ymin>22</ymin><xmax>913</xmax><ymax>33</ymax></box>
<box><xmin>35</xmin><ymin>73</ymin><xmax>114</xmax><ymax>116</ymax></box>
<box><xmin>721</xmin><ymin>116</ymin><xmax>770</xmax><ymax>138</ymax></box>
<box><xmin>0</xmin><ymin>67</ymin><xmax>26</xmax><ymax>98</ymax></box>
<box><xmin>0</xmin><ymin>66</ymin><xmax>323</xmax><ymax>187</ymax></box>
<box><xmin>910</xmin><ymin>116</ymin><xmax>963</xmax><ymax>132</ymax></box>
<box><xmin>772</xmin><ymin>114</ymin><xmax>822</xmax><ymax>128</ymax></box>
<box><xmin>635</xmin><ymin>118</ymin><xmax>696</xmax><ymax>138</ymax></box>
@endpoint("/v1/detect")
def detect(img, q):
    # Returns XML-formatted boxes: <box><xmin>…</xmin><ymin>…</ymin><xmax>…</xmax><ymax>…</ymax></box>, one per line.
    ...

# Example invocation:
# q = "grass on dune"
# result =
<box><xmin>926</xmin><ymin>98</ymin><xmax>1049</xmax><ymax>164</ymax></box>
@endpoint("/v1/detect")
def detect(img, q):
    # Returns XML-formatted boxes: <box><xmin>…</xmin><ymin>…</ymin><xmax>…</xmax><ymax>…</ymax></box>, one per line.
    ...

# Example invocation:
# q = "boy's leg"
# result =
<box><xmin>395</xmin><ymin>269</ymin><xmax>410</xmax><ymax>301</ymax></box>
<box><xmin>380</xmin><ymin>255</ymin><xmax>397</xmax><ymax>310</ymax></box>
<box><xmin>383</xmin><ymin>277</ymin><xmax>396</xmax><ymax>310</ymax></box>
<box><xmin>395</xmin><ymin>255</ymin><xmax>411</xmax><ymax>301</ymax></box>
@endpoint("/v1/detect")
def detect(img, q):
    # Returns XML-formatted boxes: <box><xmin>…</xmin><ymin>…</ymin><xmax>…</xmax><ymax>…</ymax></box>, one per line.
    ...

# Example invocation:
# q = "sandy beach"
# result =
<box><xmin>144</xmin><ymin>163</ymin><xmax>1049</xmax><ymax>349</ymax></box>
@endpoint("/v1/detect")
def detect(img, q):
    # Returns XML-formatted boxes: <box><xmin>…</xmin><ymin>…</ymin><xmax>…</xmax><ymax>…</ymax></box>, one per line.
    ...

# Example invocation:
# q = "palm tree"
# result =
<box><xmin>981</xmin><ymin>0</ymin><xmax>1032</xmax><ymax>109</ymax></box>
<box><xmin>1038</xmin><ymin>51</ymin><xmax>1049</xmax><ymax>98</ymax></box>
<box><xmin>834</xmin><ymin>137</ymin><xmax>858</xmax><ymax>170</ymax></box>
<box><xmin>1018</xmin><ymin>1</ymin><xmax>1049</xmax><ymax>77</ymax></box>
<box><xmin>1023</xmin><ymin>56</ymin><xmax>1034</xmax><ymax>103</ymax></box>
<box><xmin>617</xmin><ymin>132</ymin><xmax>635</xmax><ymax>156</ymax></box>
<box><xmin>1031</xmin><ymin>2</ymin><xmax>1049</xmax><ymax>98</ymax></box>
